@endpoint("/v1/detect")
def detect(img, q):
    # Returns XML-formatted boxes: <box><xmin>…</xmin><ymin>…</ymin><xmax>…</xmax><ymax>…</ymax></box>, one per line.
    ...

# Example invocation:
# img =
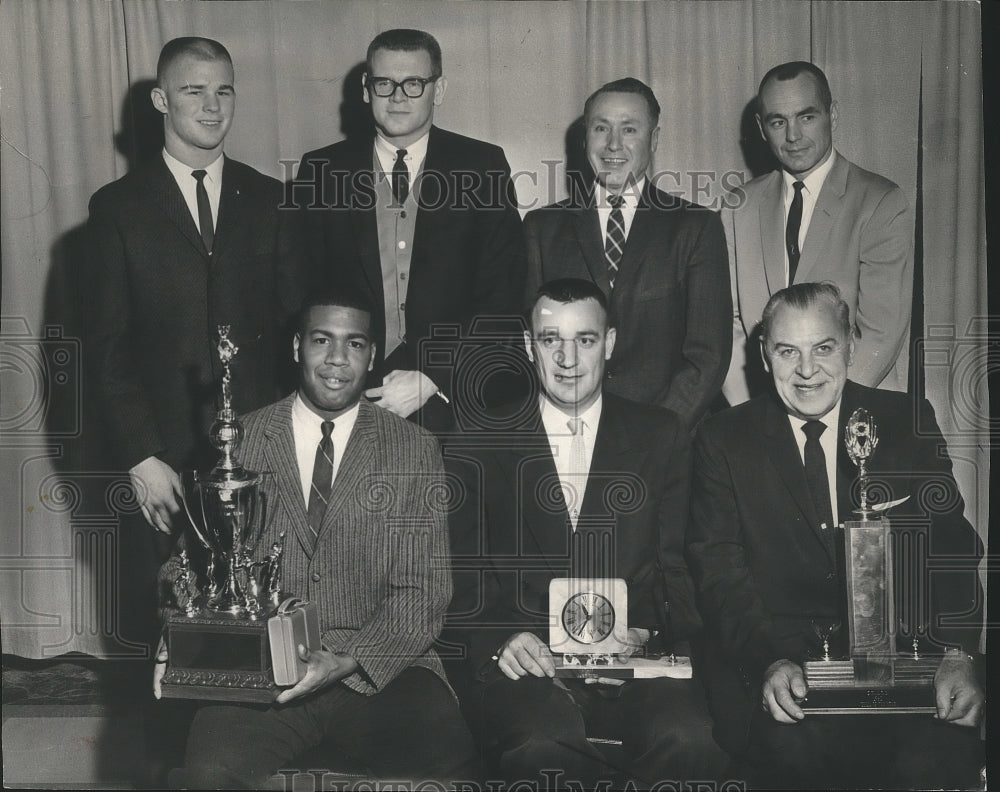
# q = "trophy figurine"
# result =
<box><xmin>802</xmin><ymin>408</ymin><xmax>937</xmax><ymax>713</ymax></box>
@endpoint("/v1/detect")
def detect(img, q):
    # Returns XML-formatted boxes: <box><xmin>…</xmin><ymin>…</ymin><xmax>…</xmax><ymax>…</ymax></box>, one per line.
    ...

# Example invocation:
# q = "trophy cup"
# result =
<box><xmin>159</xmin><ymin>326</ymin><xmax>287</xmax><ymax>702</ymax></box>
<box><xmin>802</xmin><ymin>408</ymin><xmax>937</xmax><ymax>713</ymax></box>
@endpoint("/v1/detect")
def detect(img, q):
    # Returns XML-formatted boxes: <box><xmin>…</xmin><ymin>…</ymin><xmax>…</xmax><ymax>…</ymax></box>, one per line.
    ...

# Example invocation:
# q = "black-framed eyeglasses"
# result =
<box><xmin>366</xmin><ymin>76</ymin><xmax>439</xmax><ymax>99</ymax></box>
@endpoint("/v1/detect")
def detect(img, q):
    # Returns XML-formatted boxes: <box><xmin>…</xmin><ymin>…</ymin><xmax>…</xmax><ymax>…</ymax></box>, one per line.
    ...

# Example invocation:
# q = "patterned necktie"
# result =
<box><xmin>786</xmin><ymin>180</ymin><xmax>805</xmax><ymax>283</ymax></box>
<box><xmin>191</xmin><ymin>169</ymin><xmax>214</xmax><ymax>254</ymax></box>
<box><xmin>802</xmin><ymin>420</ymin><xmax>835</xmax><ymax>548</ymax></box>
<box><xmin>566</xmin><ymin>417</ymin><xmax>587</xmax><ymax>529</ymax></box>
<box><xmin>392</xmin><ymin>148</ymin><xmax>409</xmax><ymax>205</ymax></box>
<box><xmin>605</xmin><ymin>194</ymin><xmax>626</xmax><ymax>289</ymax></box>
<box><xmin>306</xmin><ymin>420</ymin><xmax>335</xmax><ymax>543</ymax></box>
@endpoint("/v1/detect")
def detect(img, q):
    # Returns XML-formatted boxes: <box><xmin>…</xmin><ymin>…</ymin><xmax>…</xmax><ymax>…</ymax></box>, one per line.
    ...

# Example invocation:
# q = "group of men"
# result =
<box><xmin>86</xmin><ymin>28</ymin><xmax>983</xmax><ymax>791</ymax></box>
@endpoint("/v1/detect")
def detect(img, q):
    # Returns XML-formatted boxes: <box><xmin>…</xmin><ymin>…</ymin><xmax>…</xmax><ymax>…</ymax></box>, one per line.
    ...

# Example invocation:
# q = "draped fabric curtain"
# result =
<box><xmin>1</xmin><ymin>0</ymin><xmax>986</xmax><ymax>658</ymax></box>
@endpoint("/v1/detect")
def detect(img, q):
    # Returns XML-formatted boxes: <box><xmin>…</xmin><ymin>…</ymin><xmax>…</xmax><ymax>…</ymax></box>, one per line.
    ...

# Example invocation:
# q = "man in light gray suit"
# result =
<box><xmin>722</xmin><ymin>61</ymin><xmax>913</xmax><ymax>404</ymax></box>
<box><xmin>154</xmin><ymin>288</ymin><xmax>478</xmax><ymax>788</ymax></box>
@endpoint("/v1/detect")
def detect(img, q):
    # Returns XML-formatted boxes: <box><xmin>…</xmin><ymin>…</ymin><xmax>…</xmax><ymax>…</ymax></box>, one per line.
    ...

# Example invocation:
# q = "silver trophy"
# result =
<box><xmin>181</xmin><ymin>326</ymin><xmax>269</xmax><ymax>617</ymax></box>
<box><xmin>845</xmin><ymin>407</ymin><xmax>879</xmax><ymax>517</ymax></box>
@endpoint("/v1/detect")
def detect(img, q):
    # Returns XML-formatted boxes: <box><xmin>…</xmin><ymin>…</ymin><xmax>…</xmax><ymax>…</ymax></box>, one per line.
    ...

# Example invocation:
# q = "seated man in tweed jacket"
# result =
<box><xmin>154</xmin><ymin>287</ymin><xmax>478</xmax><ymax>788</ymax></box>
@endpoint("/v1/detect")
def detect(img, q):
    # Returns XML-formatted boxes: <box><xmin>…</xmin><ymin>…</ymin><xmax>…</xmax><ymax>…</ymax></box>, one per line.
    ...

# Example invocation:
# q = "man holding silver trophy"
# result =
<box><xmin>689</xmin><ymin>282</ymin><xmax>984</xmax><ymax>789</ymax></box>
<box><xmin>154</xmin><ymin>288</ymin><xmax>479</xmax><ymax>787</ymax></box>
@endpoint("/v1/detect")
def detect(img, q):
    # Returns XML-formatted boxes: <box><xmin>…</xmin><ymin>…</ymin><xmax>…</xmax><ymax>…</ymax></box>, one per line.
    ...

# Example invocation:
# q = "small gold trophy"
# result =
<box><xmin>802</xmin><ymin>408</ymin><xmax>937</xmax><ymax>713</ymax></box>
<box><xmin>159</xmin><ymin>326</ymin><xmax>287</xmax><ymax>702</ymax></box>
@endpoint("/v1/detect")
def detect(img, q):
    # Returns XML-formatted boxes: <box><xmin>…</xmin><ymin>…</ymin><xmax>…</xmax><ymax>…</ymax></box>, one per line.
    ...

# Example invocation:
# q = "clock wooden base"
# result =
<box><xmin>801</xmin><ymin>656</ymin><xmax>938</xmax><ymax>714</ymax></box>
<box><xmin>554</xmin><ymin>654</ymin><xmax>693</xmax><ymax>680</ymax></box>
<box><xmin>159</xmin><ymin>602</ymin><xmax>279</xmax><ymax>703</ymax></box>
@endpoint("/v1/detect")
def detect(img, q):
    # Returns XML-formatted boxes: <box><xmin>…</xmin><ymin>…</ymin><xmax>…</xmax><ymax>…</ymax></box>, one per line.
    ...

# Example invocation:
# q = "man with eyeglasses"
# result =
<box><xmin>293</xmin><ymin>28</ymin><xmax>526</xmax><ymax>434</ymax></box>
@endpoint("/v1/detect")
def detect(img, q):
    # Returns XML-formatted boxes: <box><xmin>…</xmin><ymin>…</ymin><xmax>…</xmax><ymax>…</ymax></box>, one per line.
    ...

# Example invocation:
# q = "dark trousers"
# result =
<box><xmin>744</xmin><ymin>707</ymin><xmax>984</xmax><ymax>790</ymax></box>
<box><xmin>176</xmin><ymin>667</ymin><xmax>480</xmax><ymax>789</ymax></box>
<box><xmin>473</xmin><ymin>672</ymin><xmax>729</xmax><ymax>789</ymax></box>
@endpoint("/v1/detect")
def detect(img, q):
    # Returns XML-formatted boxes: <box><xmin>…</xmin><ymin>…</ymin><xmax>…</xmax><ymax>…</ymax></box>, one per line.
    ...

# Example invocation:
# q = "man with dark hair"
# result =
<box><xmin>155</xmin><ymin>291</ymin><xmax>480</xmax><ymax>788</ymax></box>
<box><xmin>292</xmin><ymin>28</ymin><xmax>526</xmax><ymax>434</ymax></box>
<box><xmin>722</xmin><ymin>60</ymin><xmax>913</xmax><ymax>404</ymax></box>
<box><xmin>690</xmin><ymin>283</ymin><xmax>984</xmax><ymax>789</ymax></box>
<box><xmin>87</xmin><ymin>36</ymin><xmax>304</xmax><ymax>655</ymax></box>
<box><xmin>446</xmin><ymin>278</ymin><xmax>726</xmax><ymax>787</ymax></box>
<box><xmin>523</xmin><ymin>78</ymin><xmax>731</xmax><ymax>429</ymax></box>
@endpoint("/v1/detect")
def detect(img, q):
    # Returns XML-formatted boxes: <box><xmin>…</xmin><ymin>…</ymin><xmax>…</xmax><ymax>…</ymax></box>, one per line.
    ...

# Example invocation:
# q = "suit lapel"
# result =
<box><xmin>150</xmin><ymin>157</ymin><xmax>207</xmax><ymax>258</ymax></box>
<box><xmin>762</xmin><ymin>396</ymin><xmax>836</xmax><ymax>563</ymax></box>
<box><xmin>261</xmin><ymin>396</ymin><xmax>314</xmax><ymax>559</ymax></box>
<box><xmin>570</xmin><ymin>204</ymin><xmax>612</xmax><ymax>293</ymax></box>
<box><xmin>796</xmin><ymin>154</ymin><xmax>848</xmax><ymax>283</ymax></box>
<box><xmin>212</xmin><ymin>156</ymin><xmax>240</xmax><ymax>261</ymax></box>
<box><xmin>759</xmin><ymin>172</ymin><xmax>786</xmax><ymax>292</ymax></box>
<box><xmin>318</xmin><ymin>400</ymin><xmax>377</xmax><ymax>537</ymax></box>
<box><xmin>579</xmin><ymin>400</ymin><xmax>633</xmax><ymax>519</ymax></box>
<box><xmin>342</xmin><ymin>142</ymin><xmax>383</xmax><ymax>304</ymax></box>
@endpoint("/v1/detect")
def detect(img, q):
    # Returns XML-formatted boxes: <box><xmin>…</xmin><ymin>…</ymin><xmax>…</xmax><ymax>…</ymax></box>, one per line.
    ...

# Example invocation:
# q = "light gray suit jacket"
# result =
<box><xmin>722</xmin><ymin>152</ymin><xmax>913</xmax><ymax>403</ymax></box>
<box><xmin>240</xmin><ymin>395</ymin><xmax>451</xmax><ymax>695</ymax></box>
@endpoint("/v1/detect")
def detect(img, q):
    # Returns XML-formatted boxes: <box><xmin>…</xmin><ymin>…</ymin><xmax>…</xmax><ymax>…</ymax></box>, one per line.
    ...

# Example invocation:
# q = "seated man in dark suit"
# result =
<box><xmin>446</xmin><ymin>278</ymin><xmax>726</xmax><ymax>788</ymax></box>
<box><xmin>689</xmin><ymin>282</ymin><xmax>984</xmax><ymax>789</ymax></box>
<box><xmin>154</xmin><ymin>288</ymin><xmax>479</xmax><ymax>788</ymax></box>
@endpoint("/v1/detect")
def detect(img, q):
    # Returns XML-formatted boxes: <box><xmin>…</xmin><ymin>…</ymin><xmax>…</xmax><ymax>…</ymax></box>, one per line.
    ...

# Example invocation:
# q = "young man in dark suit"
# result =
<box><xmin>523</xmin><ymin>79</ymin><xmax>732</xmax><ymax>429</ymax></box>
<box><xmin>86</xmin><ymin>37</ymin><xmax>303</xmax><ymax>654</ymax></box>
<box><xmin>446</xmin><ymin>278</ymin><xmax>726</xmax><ymax>788</ymax></box>
<box><xmin>292</xmin><ymin>28</ymin><xmax>526</xmax><ymax>434</ymax></box>
<box><xmin>689</xmin><ymin>282</ymin><xmax>983</xmax><ymax>789</ymax></box>
<box><xmin>154</xmin><ymin>288</ymin><xmax>479</xmax><ymax>788</ymax></box>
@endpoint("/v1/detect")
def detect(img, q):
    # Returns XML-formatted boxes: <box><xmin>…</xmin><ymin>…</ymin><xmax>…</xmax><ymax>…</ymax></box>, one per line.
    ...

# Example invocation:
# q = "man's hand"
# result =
<box><xmin>620</xmin><ymin>627</ymin><xmax>651</xmax><ymax>658</ymax></box>
<box><xmin>497</xmin><ymin>632</ymin><xmax>555</xmax><ymax>680</ymax></box>
<box><xmin>761</xmin><ymin>659</ymin><xmax>807</xmax><ymax>723</ymax></box>
<box><xmin>365</xmin><ymin>369</ymin><xmax>438</xmax><ymax>418</ymax></box>
<box><xmin>934</xmin><ymin>652</ymin><xmax>984</xmax><ymax>727</ymax></box>
<box><xmin>129</xmin><ymin>456</ymin><xmax>183</xmax><ymax>533</ymax></box>
<box><xmin>274</xmin><ymin>645</ymin><xmax>359</xmax><ymax>704</ymax></box>
<box><xmin>153</xmin><ymin>636</ymin><xmax>168</xmax><ymax>699</ymax></box>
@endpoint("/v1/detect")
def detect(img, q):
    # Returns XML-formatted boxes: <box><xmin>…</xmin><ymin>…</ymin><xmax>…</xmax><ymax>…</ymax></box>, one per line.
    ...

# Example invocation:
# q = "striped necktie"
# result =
<box><xmin>605</xmin><ymin>194</ymin><xmax>626</xmax><ymax>288</ymax></box>
<box><xmin>306</xmin><ymin>420</ymin><xmax>335</xmax><ymax>544</ymax></box>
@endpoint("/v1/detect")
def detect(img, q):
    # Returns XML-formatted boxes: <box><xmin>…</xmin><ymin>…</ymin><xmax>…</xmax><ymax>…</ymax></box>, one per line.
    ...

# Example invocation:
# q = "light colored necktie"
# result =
<box><xmin>566</xmin><ymin>417</ymin><xmax>587</xmax><ymax>529</ymax></box>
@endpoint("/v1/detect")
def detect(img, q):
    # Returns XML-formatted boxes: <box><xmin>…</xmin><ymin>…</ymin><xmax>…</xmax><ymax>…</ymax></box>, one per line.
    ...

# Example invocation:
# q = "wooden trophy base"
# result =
<box><xmin>554</xmin><ymin>654</ymin><xmax>693</xmax><ymax>680</ymax></box>
<box><xmin>160</xmin><ymin>600</ymin><xmax>280</xmax><ymax>703</ymax></box>
<box><xmin>802</xmin><ymin>655</ymin><xmax>939</xmax><ymax>714</ymax></box>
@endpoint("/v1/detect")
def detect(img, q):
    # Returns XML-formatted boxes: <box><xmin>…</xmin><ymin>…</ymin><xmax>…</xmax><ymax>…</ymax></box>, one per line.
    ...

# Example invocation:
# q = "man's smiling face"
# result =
<box><xmin>585</xmin><ymin>91</ymin><xmax>659</xmax><ymax>194</ymax></box>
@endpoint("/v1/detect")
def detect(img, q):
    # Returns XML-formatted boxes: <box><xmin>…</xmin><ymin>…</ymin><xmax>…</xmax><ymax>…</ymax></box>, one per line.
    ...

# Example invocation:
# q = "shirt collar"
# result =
<box><xmin>783</xmin><ymin>148</ymin><xmax>836</xmax><ymax>198</ymax></box>
<box><xmin>539</xmin><ymin>393</ymin><xmax>604</xmax><ymax>437</ymax></box>
<box><xmin>374</xmin><ymin>131</ymin><xmax>430</xmax><ymax>169</ymax></box>
<box><xmin>292</xmin><ymin>392</ymin><xmax>361</xmax><ymax>433</ymax></box>
<box><xmin>163</xmin><ymin>148</ymin><xmax>223</xmax><ymax>184</ymax></box>
<box><xmin>786</xmin><ymin>396</ymin><xmax>843</xmax><ymax>437</ymax></box>
<box><xmin>595</xmin><ymin>177</ymin><xmax>645</xmax><ymax>210</ymax></box>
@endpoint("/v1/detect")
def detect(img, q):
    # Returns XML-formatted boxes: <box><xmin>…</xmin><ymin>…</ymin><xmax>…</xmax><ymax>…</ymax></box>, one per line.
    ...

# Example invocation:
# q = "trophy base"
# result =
<box><xmin>161</xmin><ymin>599</ymin><xmax>281</xmax><ymax>703</ymax></box>
<box><xmin>802</xmin><ymin>655</ymin><xmax>939</xmax><ymax>714</ymax></box>
<box><xmin>554</xmin><ymin>654</ymin><xmax>692</xmax><ymax>680</ymax></box>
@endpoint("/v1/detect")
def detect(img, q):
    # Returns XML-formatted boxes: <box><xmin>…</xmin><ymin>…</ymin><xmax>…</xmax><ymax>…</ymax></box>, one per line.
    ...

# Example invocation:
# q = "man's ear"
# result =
<box><xmin>293</xmin><ymin>333</ymin><xmax>301</xmax><ymax>363</ymax></box>
<box><xmin>649</xmin><ymin>126</ymin><xmax>660</xmax><ymax>155</ymax></box>
<box><xmin>432</xmin><ymin>75</ymin><xmax>448</xmax><ymax>107</ymax></box>
<box><xmin>829</xmin><ymin>100</ymin><xmax>839</xmax><ymax>133</ymax></box>
<box><xmin>361</xmin><ymin>72</ymin><xmax>371</xmax><ymax>105</ymax></box>
<box><xmin>847</xmin><ymin>331</ymin><xmax>855</xmax><ymax>367</ymax></box>
<box><xmin>759</xmin><ymin>338</ymin><xmax>771</xmax><ymax>374</ymax></box>
<box><xmin>755</xmin><ymin>113</ymin><xmax>765</xmax><ymax>141</ymax></box>
<box><xmin>151</xmin><ymin>86</ymin><xmax>168</xmax><ymax>115</ymax></box>
<box><xmin>523</xmin><ymin>330</ymin><xmax>534</xmax><ymax>363</ymax></box>
<box><xmin>605</xmin><ymin>327</ymin><xmax>617</xmax><ymax>360</ymax></box>
<box><xmin>368</xmin><ymin>343</ymin><xmax>376</xmax><ymax>372</ymax></box>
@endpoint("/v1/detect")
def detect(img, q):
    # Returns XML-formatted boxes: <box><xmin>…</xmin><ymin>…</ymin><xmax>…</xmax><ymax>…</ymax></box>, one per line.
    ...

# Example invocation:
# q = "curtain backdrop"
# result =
<box><xmin>0</xmin><ymin>0</ymin><xmax>986</xmax><ymax>658</ymax></box>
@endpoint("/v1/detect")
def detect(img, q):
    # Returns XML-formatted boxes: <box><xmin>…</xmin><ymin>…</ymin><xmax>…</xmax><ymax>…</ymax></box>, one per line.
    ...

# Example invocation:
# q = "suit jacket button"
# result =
<box><xmin>606</xmin><ymin>371</ymin><xmax>615</xmax><ymax>379</ymax></box>
<box><xmin>311</xmin><ymin>572</ymin><xmax>321</xmax><ymax>583</ymax></box>
<box><xmin>826</xmin><ymin>573</ymin><xmax>835</xmax><ymax>581</ymax></box>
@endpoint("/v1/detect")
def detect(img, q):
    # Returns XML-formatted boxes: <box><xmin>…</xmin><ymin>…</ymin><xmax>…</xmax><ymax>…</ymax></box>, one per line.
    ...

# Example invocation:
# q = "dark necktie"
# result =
<box><xmin>786</xmin><ymin>180</ymin><xmax>805</xmax><ymax>283</ymax></box>
<box><xmin>392</xmin><ymin>148</ymin><xmax>409</xmax><ymax>206</ymax></box>
<box><xmin>306</xmin><ymin>420</ymin><xmax>335</xmax><ymax>543</ymax></box>
<box><xmin>802</xmin><ymin>420</ymin><xmax>836</xmax><ymax>545</ymax></box>
<box><xmin>605</xmin><ymin>194</ymin><xmax>626</xmax><ymax>289</ymax></box>
<box><xmin>191</xmin><ymin>169</ymin><xmax>214</xmax><ymax>254</ymax></box>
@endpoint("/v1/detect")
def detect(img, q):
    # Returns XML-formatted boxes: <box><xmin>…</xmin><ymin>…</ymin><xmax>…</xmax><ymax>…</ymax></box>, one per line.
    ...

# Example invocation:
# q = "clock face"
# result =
<box><xmin>561</xmin><ymin>592</ymin><xmax>616</xmax><ymax>644</ymax></box>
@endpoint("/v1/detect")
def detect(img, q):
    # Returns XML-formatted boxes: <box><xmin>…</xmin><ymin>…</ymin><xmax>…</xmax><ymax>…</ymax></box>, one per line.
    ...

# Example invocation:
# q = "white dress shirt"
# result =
<box><xmin>291</xmin><ymin>394</ymin><xmax>360</xmax><ymax>507</ymax></box>
<box><xmin>374</xmin><ymin>131</ymin><xmax>430</xmax><ymax>186</ymax></box>
<box><xmin>782</xmin><ymin>149</ymin><xmax>837</xmax><ymax>283</ymax></box>
<box><xmin>162</xmin><ymin>149</ymin><xmax>222</xmax><ymax>233</ymax></box>
<box><xmin>787</xmin><ymin>398</ymin><xmax>842</xmax><ymax>527</ymax></box>
<box><xmin>540</xmin><ymin>395</ymin><xmax>603</xmax><ymax>530</ymax></box>
<box><xmin>596</xmin><ymin>177</ymin><xmax>644</xmax><ymax>247</ymax></box>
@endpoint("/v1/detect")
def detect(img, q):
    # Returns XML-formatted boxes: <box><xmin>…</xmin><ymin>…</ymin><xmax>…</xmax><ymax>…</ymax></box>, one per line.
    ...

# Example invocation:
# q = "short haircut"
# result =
<box><xmin>156</xmin><ymin>37</ymin><xmax>233</xmax><ymax>86</ymax></box>
<box><xmin>527</xmin><ymin>278</ymin><xmax>614</xmax><ymax>332</ymax></box>
<box><xmin>584</xmin><ymin>77</ymin><xmax>661</xmax><ymax>124</ymax></box>
<box><xmin>366</xmin><ymin>29</ymin><xmax>442</xmax><ymax>78</ymax></box>
<box><xmin>296</xmin><ymin>284</ymin><xmax>376</xmax><ymax>338</ymax></box>
<box><xmin>757</xmin><ymin>61</ymin><xmax>833</xmax><ymax>113</ymax></box>
<box><xmin>759</xmin><ymin>282</ymin><xmax>852</xmax><ymax>347</ymax></box>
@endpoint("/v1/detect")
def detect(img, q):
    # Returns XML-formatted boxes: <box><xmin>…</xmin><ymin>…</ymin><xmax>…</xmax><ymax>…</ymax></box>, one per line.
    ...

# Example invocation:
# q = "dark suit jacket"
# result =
<box><xmin>523</xmin><ymin>181</ymin><xmax>732</xmax><ymax>427</ymax></box>
<box><xmin>688</xmin><ymin>380</ymin><xmax>984</xmax><ymax>751</ymax></box>
<box><xmin>293</xmin><ymin>126</ymin><xmax>526</xmax><ymax>415</ymax></box>
<box><xmin>235</xmin><ymin>396</ymin><xmax>452</xmax><ymax>695</ymax></box>
<box><xmin>445</xmin><ymin>393</ymin><xmax>699</xmax><ymax>677</ymax></box>
<box><xmin>86</xmin><ymin>155</ymin><xmax>304</xmax><ymax>472</ymax></box>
